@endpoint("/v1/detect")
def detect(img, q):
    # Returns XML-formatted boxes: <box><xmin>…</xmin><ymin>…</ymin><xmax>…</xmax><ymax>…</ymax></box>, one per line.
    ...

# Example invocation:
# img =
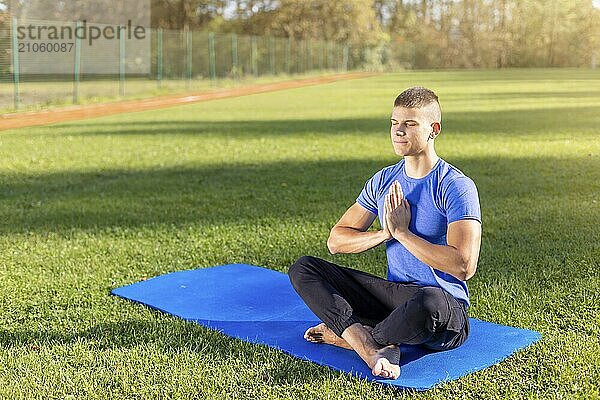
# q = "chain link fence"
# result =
<box><xmin>0</xmin><ymin>17</ymin><xmax>361</xmax><ymax>114</ymax></box>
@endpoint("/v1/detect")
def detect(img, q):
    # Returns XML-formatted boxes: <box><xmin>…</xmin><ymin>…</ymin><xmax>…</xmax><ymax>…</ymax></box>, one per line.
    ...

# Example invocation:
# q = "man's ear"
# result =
<box><xmin>431</xmin><ymin>122</ymin><xmax>441</xmax><ymax>137</ymax></box>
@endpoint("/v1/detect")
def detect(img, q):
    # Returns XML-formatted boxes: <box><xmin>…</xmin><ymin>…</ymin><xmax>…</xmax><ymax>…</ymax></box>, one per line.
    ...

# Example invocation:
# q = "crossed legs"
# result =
<box><xmin>288</xmin><ymin>256</ymin><xmax>469</xmax><ymax>379</ymax></box>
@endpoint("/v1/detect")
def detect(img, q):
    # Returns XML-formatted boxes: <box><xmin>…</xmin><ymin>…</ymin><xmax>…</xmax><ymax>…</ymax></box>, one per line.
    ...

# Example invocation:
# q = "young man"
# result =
<box><xmin>288</xmin><ymin>87</ymin><xmax>482</xmax><ymax>380</ymax></box>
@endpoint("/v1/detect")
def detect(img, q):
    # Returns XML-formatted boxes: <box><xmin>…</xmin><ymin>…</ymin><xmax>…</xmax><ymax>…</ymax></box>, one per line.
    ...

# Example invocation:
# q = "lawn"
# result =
<box><xmin>0</xmin><ymin>69</ymin><xmax>598</xmax><ymax>399</ymax></box>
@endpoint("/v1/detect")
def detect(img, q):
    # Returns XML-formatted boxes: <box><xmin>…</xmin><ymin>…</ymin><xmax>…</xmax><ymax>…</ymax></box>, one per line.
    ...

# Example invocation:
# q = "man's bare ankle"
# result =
<box><xmin>341</xmin><ymin>323</ymin><xmax>381</xmax><ymax>353</ymax></box>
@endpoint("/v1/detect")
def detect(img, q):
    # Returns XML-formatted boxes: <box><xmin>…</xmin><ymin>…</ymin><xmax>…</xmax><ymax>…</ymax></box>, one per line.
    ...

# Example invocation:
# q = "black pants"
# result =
<box><xmin>288</xmin><ymin>256</ymin><xmax>469</xmax><ymax>351</ymax></box>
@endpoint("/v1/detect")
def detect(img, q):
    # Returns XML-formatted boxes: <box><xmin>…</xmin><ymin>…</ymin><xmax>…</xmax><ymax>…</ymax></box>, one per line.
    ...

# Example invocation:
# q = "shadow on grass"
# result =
<box><xmin>393</xmin><ymin>68</ymin><xmax>600</xmax><ymax>82</ymax></box>
<box><xmin>0</xmin><ymin>156</ymin><xmax>597</xmax><ymax>260</ymax></box>
<box><xmin>0</xmin><ymin>159</ymin><xmax>381</xmax><ymax>233</ymax></box>
<box><xmin>54</xmin><ymin>118</ymin><xmax>388</xmax><ymax>137</ymax></box>
<box><xmin>48</xmin><ymin>105</ymin><xmax>600</xmax><ymax>137</ymax></box>
<box><xmin>445</xmin><ymin>91</ymin><xmax>600</xmax><ymax>101</ymax></box>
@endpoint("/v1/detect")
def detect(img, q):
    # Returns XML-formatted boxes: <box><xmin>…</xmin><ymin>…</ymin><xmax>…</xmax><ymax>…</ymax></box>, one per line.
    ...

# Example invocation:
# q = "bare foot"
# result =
<box><xmin>304</xmin><ymin>323</ymin><xmax>353</xmax><ymax>350</ymax></box>
<box><xmin>370</xmin><ymin>345</ymin><xmax>400</xmax><ymax>380</ymax></box>
<box><xmin>341</xmin><ymin>324</ymin><xmax>401</xmax><ymax>380</ymax></box>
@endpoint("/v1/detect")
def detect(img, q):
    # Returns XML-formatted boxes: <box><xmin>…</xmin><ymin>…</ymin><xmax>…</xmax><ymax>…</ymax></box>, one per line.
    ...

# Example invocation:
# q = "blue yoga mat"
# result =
<box><xmin>111</xmin><ymin>264</ymin><xmax>541</xmax><ymax>391</ymax></box>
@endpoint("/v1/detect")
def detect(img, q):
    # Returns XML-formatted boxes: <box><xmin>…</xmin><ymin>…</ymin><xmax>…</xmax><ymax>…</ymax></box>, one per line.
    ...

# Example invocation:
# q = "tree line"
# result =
<box><xmin>152</xmin><ymin>0</ymin><xmax>600</xmax><ymax>68</ymax></box>
<box><xmin>2</xmin><ymin>0</ymin><xmax>599</xmax><ymax>69</ymax></box>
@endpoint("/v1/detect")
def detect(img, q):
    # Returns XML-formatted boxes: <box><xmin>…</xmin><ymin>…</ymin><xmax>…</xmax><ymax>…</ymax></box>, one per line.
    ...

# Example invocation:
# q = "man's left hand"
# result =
<box><xmin>384</xmin><ymin>181</ymin><xmax>411</xmax><ymax>239</ymax></box>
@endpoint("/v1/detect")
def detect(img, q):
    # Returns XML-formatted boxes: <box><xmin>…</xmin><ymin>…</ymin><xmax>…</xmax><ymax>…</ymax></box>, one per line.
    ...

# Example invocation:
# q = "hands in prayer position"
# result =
<box><xmin>384</xmin><ymin>181</ymin><xmax>411</xmax><ymax>240</ymax></box>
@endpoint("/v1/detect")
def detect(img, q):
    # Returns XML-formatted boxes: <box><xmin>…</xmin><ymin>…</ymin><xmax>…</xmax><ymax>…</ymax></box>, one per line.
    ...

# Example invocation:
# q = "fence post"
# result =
<box><xmin>343</xmin><ymin>45</ymin><xmax>349</xmax><ymax>72</ymax></box>
<box><xmin>318</xmin><ymin>41</ymin><xmax>323</xmax><ymax>70</ymax></box>
<box><xmin>157</xmin><ymin>28</ymin><xmax>163</xmax><ymax>88</ymax></box>
<box><xmin>73</xmin><ymin>21</ymin><xmax>82</xmax><ymax>104</ymax></box>
<box><xmin>285</xmin><ymin>37</ymin><xmax>291</xmax><ymax>74</ymax></box>
<box><xmin>119</xmin><ymin>31</ymin><xmax>125</xmax><ymax>96</ymax></box>
<box><xmin>251</xmin><ymin>36</ymin><xmax>258</xmax><ymax>76</ymax></box>
<box><xmin>11</xmin><ymin>17</ymin><xmax>20</xmax><ymax>110</ymax></box>
<box><xmin>298</xmin><ymin>39</ymin><xmax>304</xmax><ymax>73</ymax></box>
<box><xmin>208</xmin><ymin>32</ymin><xmax>216</xmax><ymax>80</ymax></box>
<box><xmin>231</xmin><ymin>33</ymin><xmax>238</xmax><ymax>79</ymax></box>
<box><xmin>186</xmin><ymin>29</ymin><xmax>193</xmax><ymax>86</ymax></box>
<box><xmin>307</xmin><ymin>39</ymin><xmax>312</xmax><ymax>71</ymax></box>
<box><xmin>269</xmin><ymin>36</ymin><xmax>275</xmax><ymax>75</ymax></box>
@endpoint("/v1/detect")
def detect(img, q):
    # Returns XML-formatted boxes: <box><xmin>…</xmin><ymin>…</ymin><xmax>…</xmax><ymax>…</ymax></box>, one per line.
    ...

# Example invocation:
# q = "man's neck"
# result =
<box><xmin>404</xmin><ymin>149</ymin><xmax>440</xmax><ymax>179</ymax></box>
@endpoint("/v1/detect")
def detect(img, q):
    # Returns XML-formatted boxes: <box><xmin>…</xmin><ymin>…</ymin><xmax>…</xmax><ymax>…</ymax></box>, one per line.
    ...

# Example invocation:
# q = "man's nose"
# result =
<box><xmin>394</xmin><ymin>130</ymin><xmax>406</xmax><ymax>136</ymax></box>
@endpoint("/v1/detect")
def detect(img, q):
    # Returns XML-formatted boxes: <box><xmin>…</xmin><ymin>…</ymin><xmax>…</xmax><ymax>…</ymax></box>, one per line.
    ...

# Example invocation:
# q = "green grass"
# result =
<box><xmin>0</xmin><ymin>68</ymin><xmax>599</xmax><ymax>399</ymax></box>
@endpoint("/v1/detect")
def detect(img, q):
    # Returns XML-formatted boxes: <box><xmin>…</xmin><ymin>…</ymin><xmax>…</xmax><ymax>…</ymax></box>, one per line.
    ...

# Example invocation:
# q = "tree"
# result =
<box><xmin>151</xmin><ymin>0</ymin><xmax>228</xmax><ymax>30</ymax></box>
<box><xmin>268</xmin><ymin>0</ymin><xmax>385</xmax><ymax>45</ymax></box>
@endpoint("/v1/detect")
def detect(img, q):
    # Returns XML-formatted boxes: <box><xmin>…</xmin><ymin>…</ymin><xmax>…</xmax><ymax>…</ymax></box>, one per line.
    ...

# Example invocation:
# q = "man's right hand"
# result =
<box><xmin>382</xmin><ymin>181</ymin><xmax>403</xmax><ymax>241</ymax></box>
<box><xmin>385</xmin><ymin>181</ymin><xmax>412</xmax><ymax>240</ymax></box>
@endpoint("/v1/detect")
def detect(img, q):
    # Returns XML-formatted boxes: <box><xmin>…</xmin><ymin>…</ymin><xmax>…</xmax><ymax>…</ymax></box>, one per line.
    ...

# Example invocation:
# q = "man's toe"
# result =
<box><xmin>372</xmin><ymin>359</ymin><xmax>383</xmax><ymax>376</ymax></box>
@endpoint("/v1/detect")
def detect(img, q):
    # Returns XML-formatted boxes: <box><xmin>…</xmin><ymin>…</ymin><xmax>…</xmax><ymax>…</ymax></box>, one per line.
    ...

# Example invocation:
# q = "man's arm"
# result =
<box><xmin>385</xmin><ymin>181</ymin><xmax>481</xmax><ymax>281</ymax></box>
<box><xmin>394</xmin><ymin>220</ymin><xmax>481</xmax><ymax>281</ymax></box>
<box><xmin>327</xmin><ymin>203</ymin><xmax>390</xmax><ymax>254</ymax></box>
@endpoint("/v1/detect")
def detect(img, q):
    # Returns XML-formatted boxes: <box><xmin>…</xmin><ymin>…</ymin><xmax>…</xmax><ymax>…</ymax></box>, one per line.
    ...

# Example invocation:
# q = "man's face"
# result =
<box><xmin>390</xmin><ymin>105</ymin><xmax>439</xmax><ymax>157</ymax></box>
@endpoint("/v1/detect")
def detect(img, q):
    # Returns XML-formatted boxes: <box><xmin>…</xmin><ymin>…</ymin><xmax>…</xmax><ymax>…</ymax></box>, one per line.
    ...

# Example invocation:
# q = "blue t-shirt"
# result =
<box><xmin>356</xmin><ymin>158</ymin><xmax>481</xmax><ymax>307</ymax></box>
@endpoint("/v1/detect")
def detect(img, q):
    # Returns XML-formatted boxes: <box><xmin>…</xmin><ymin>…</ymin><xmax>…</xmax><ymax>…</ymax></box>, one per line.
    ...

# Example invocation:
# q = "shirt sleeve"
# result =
<box><xmin>356</xmin><ymin>170</ymin><xmax>382</xmax><ymax>216</ymax></box>
<box><xmin>444</xmin><ymin>176</ymin><xmax>481</xmax><ymax>224</ymax></box>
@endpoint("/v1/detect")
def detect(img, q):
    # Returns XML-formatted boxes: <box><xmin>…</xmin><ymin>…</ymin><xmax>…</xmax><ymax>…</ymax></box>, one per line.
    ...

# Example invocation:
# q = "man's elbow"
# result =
<box><xmin>451</xmin><ymin>252</ymin><xmax>476</xmax><ymax>281</ymax></box>
<box><xmin>326</xmin><ymin>235</ymin><xmax>339</xmax><ymax>255</ymax></box>
<box><xmin>460</xmin><ymin>259</ymin><xmax>477</xmax><ymax>281</ymax></box>
<box><xmin>462</xmin><ymin>268</ymin><xmax>476</xmax><ymax>281</ymax></box>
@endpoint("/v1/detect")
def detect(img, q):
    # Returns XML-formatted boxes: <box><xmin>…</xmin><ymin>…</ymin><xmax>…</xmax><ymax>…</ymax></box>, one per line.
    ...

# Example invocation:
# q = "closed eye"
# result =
<box><xmin>391</xmin><ymin>119</ymin><xmax>418</xmax><ymax>127</ymax></box>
